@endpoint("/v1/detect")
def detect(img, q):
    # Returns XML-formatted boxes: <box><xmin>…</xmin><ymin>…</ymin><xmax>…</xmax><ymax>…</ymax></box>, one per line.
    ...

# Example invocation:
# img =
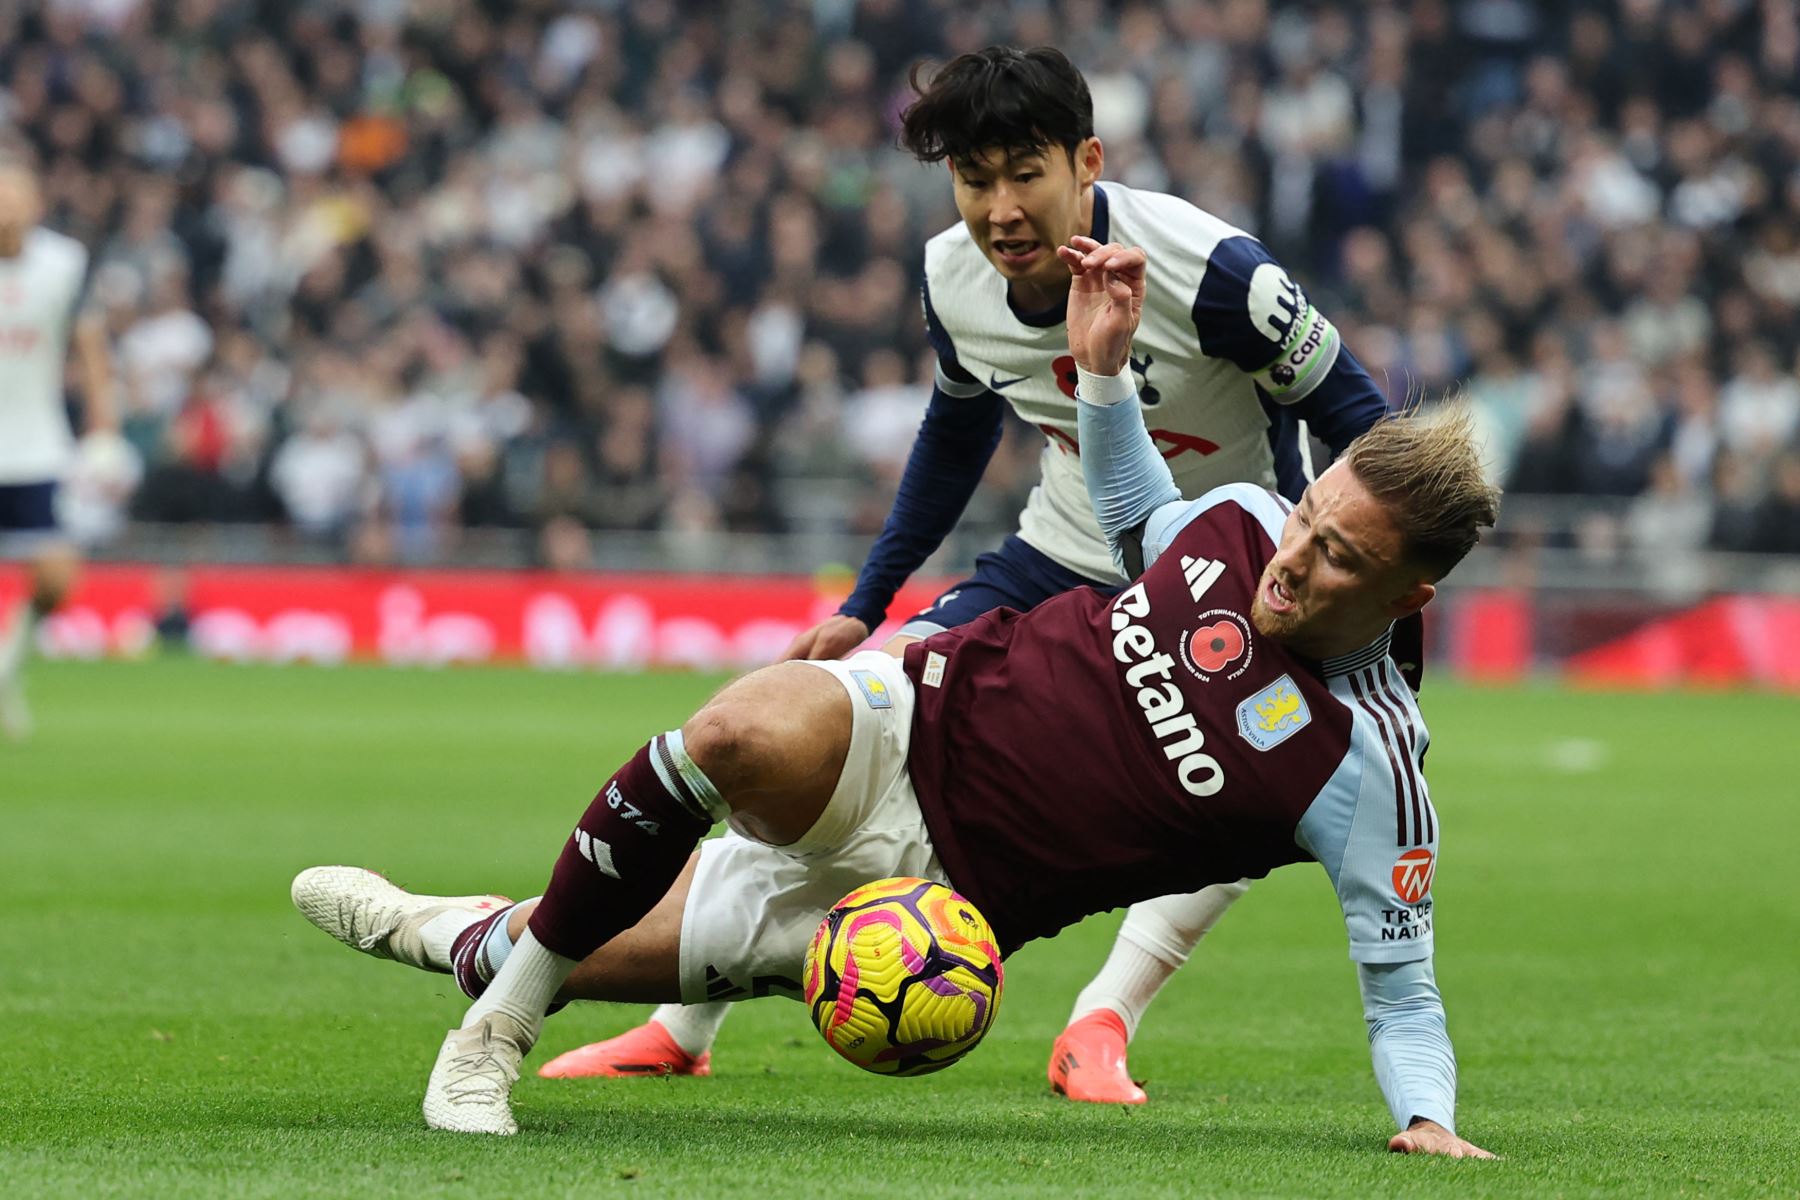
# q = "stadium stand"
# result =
<box><xmin>3</xmin><ymin>0</ymin><xmax>1798</xmax><ymax>571</ymax></box>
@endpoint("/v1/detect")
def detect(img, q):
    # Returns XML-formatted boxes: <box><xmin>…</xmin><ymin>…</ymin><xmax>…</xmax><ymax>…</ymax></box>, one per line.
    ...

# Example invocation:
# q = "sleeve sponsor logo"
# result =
<box><xmin>1247</xmin><ymin>262</ymin><xmax>1306</xmax><ymax>343</ymax></box>
<box><xmin>1391</xmin><ymin>847</ymin><xmax>1435</xmax><ymax>904</ymax></box>
<box><xmin>1381</xmin><ymin>851</ymin><xmax>1434</xmax><ymax>943</ymax></box>
<box><xmin>1234</xmin><ymin>673</ymin><xmax>1312</xmax><ymax>750</ymax></box>
<box><xmin>850</xmin><ymin>669</ymin><xmax>894</xmax><ymax>709</ymax></box>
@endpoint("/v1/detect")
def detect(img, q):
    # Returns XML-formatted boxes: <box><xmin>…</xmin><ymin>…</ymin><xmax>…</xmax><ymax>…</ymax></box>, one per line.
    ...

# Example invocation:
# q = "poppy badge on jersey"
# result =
<box><xmin>850</xmin><ymin>669</ymin><xmax>893</xmax><ymax>709</ymax></box>
<box><xmin>1235</xmin><ymin>674</ymin><xmax>1311</xmax><ymax>751</ymax></box>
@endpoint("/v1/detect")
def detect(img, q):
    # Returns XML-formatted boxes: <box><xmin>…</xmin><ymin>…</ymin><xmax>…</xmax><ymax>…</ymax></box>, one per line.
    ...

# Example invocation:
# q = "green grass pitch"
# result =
<box><xmin>3</xmin><ymin>657</ymin><xmax>1796</xmax><ymax>1198</ymax></box>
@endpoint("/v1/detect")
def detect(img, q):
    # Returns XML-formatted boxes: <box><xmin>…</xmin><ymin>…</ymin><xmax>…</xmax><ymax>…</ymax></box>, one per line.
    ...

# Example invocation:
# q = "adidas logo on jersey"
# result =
<box><xmin>1180</xmin><ymin>554</ymin><xmax>1224</xmax><ymax>603</ymax></box>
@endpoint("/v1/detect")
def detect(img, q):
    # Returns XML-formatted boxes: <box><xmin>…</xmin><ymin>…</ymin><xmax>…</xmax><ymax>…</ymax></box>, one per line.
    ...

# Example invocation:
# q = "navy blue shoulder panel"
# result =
<box><xmin>921</xmin><ymin>280</ymin><xmax>979</xmax><ymax>384</ymax></box>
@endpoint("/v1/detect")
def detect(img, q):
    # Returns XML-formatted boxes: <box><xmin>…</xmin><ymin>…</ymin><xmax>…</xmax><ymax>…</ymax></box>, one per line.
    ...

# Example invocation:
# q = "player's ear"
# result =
<box><xmin>1386</xmin><ymin>579</ymin><xmax>1435</xmax><ymax>618</ymax></box>
<box><xmin>1078</xmin><ymin>137</ymin><xmax>1104</xmax><ymax>186</ymax></box>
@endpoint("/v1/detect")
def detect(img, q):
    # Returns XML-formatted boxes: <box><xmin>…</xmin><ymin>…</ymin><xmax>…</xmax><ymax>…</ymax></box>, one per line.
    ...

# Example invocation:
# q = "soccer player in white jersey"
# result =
<box><xmin>0</xmin><ymin>163</ymin><xmax>119</xmax><ymax>739</ymax></box>
<box><xmin>548</xmin><ymin>46</ymin><xmax>1400</xmax><ymax>1100</ymax></box>
<box><xmin>290</xmin><ymin>234</ymin><xmax>1498</xmax><ymax>1156</ymax></box>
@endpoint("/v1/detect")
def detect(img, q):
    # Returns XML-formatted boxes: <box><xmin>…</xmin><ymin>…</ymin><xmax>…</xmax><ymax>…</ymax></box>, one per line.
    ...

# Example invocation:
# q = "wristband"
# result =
<box><xmin>1076</xmin><ymin>364</ymin><xmax>1136</xmax><ymax>407</ymax></box>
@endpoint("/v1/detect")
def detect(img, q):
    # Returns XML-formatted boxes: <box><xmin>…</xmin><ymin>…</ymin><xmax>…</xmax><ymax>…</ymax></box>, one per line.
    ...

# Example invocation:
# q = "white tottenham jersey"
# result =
<box><xmin>923</xmin><ymin>181</ymin><xmax>1344</xmax><ymax>582</ymax></box>
<box><xmin>0</xmin><ymin>227</ymin><xmax>89</xmax><ymax>483</ymax></box>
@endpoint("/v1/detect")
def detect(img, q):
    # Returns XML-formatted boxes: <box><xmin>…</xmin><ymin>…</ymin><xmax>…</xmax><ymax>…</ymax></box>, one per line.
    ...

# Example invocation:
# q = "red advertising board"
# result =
<box><xmin>4</xmin><ymin>564</ymin><xmax>1797</xmax><ymax>687</ymax></box>
<box><xmin>0</xmin><ymin>564</ymin><xmax>953</xmax><ymax>670</ymax></box>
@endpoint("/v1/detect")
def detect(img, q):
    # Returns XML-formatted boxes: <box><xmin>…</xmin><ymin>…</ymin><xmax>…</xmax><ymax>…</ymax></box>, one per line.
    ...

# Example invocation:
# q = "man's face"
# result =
<box><xmin>1250</xmin><ymin>463</ymin><xmax>1433</xmax><ymax>659</ymax></box>
<box><xmin>950</xmin><ymin>138</ymin><xmax>1100</xmax><ymax>298</ymax></box>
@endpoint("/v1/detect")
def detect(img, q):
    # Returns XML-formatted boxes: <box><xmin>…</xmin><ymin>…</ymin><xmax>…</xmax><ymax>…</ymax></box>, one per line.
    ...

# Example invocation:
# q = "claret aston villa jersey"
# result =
<box><xmin>903</xmin><ymin>484</ymin><xmax>1438</xmax><ymax>963</ymax></box>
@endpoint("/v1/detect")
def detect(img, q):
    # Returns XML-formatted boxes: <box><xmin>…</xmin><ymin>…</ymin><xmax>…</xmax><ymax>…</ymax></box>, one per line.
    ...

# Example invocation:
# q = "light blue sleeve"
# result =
<box><xmin>1359</xmin><ymin>958</ymin><xmax>1457</xmax><ymax>1133</ymax></box>
<box><xmin>1076</xmin><ymin>392</ymin><xmax>1184</xmax><ymax>576</ymax></box>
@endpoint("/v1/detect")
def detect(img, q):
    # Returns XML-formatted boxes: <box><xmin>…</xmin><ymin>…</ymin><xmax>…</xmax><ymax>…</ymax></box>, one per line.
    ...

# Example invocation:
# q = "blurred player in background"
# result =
<box><xmin>0</xmin><ymin>162</ymin><xmax>120</xmax><ymax>740</ymax></box>
<box><xmin>552</xmin><ymin>46</ymin><xmax>1395</xmax><ymax>1101</ymax></box>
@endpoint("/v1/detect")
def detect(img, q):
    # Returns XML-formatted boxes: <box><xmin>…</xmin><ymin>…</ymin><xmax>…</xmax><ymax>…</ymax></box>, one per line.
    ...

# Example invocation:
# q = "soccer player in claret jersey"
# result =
<box><xmin>293</xmin><ymin>237</ymin><xmax>1498</xmax><ymax>1157</ymax></box>
<box><xmin>544</xmin><ymin>44</ymin><xmax>1401</xmax><ymax>1101</ymax></box>
<box><xmin>0</xmin><ymin>163</ymin><xmax>120</xmax><ymax>739</ymax></box>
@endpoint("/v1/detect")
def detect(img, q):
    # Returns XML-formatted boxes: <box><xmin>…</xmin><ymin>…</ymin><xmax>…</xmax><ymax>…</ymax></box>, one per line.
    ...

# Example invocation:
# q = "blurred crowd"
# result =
<box><xmin>4</xmin><ymin>0</ymin><xmax>1800</xmax><ymax>565</ymax></box>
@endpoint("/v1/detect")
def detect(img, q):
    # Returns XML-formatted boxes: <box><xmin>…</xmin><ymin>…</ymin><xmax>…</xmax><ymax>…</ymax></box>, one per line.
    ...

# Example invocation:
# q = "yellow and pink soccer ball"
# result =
<box><xmin>802</xmin><ymin>877</ymin><xmax>1004</xmax><ymax>1076</ymax></box>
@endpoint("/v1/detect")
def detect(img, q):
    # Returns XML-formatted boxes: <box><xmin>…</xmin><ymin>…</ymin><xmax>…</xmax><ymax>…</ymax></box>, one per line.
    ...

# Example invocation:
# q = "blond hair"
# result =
<box><xmin>1342</xmin><ymin>406</ymin><xmax>1500</xmax><ymax>580</ymax></box>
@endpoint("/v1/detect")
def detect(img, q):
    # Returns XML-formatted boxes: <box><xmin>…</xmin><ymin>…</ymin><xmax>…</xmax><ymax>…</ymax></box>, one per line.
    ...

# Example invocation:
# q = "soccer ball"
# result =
<box><xmin>802</xmin><ymin>877</ymin><xmax>1004</xmax><ymax>1076</ymax></box>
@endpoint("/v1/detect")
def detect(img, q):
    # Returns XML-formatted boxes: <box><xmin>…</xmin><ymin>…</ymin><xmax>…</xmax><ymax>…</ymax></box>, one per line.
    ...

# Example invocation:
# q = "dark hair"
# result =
<box><xmin>899</xmin><ymin>46</ymin><xmax>1094</xmax><ymax>165</ymax></box>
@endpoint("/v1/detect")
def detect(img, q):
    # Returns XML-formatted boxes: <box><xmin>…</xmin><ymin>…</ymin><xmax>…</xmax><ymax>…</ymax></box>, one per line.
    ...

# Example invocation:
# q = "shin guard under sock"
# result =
<box><xmin>526</xmin><ymin>733</ymin><xmax>723</xmax><ymax>963</ymax></box>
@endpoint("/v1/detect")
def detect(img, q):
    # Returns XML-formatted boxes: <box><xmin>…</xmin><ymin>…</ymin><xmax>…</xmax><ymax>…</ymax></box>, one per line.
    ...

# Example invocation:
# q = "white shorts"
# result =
<box><xmin>677</xmin><ymin>651</ymin><xmax>947</xmax><ymax>1004</ymax></box>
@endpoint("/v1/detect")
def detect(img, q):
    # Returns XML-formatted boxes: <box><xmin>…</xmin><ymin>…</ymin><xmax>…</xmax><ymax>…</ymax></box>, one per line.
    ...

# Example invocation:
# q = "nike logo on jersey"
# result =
<box><xmin>988</xmin><ymin>371</ymin><xmax>1030</xmax><ymax>391</ymax></box>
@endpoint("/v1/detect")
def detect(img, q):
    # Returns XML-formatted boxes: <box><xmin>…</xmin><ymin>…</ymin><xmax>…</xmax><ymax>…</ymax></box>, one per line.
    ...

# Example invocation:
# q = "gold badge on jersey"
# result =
<box><xmin>1235</xmin><ymin>674</ymin><xmax>1311</xmax><ymax>751</ymax></box>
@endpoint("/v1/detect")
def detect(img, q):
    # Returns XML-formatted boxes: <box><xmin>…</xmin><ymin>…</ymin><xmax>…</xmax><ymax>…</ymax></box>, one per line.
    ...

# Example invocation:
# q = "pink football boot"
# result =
<box><xmin>1046</xmin><ymin>1010</ymin><xmax>1147</xmax><ymax>1104</ymax></box>
<box><xmin>538</xmin><ymin>1020</ymin><xmax>713</xmax><ymax>1079</ymax></box>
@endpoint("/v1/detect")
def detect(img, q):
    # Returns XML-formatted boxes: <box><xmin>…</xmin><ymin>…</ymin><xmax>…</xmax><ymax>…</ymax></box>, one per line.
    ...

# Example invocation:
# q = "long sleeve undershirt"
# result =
<box><xmin>837</xmin><ymin>382</ymin><xmax>1006</xmax><ymax>630</ymax></box>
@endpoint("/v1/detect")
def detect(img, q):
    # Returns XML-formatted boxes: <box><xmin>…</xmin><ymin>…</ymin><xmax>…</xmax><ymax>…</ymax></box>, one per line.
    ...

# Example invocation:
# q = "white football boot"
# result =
<box><xmin>423</xmin><ymin>1013</ymin><xmax>533</xmax><ymax>1134</ymax></box>
<box><xmin>290</xmin><ymin>865</ymin><xmax>509</xmax><ymax>972</ymax></box>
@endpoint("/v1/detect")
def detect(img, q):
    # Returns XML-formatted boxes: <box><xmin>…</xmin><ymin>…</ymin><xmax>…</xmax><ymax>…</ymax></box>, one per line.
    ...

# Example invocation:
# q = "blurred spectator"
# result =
<box><xmin>0</xmin><ymin>0</ymin><xmax>1796</xmax><ymax>563</ymax></box>
<box><xmin>1750</xmin><ymin>452</ymin><xmax>1800</xmax><ymax>554</ymax></box>
<box><xmin>270</xmin><ymin>407</ymin><xmax>366</xmax><ymax>540</ymax></box>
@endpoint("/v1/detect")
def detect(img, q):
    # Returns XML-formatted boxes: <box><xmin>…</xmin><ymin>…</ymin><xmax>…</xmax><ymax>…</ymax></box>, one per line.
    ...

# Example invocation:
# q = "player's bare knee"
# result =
<box><xmin>681</xmin><ymin>693</ymin><xmax>795</xmax><ymax>797</ymax></box>
<box><xmin>680</xmin><ymin>707</ymin><xmax>752</xmax><ymax>790</ymax></box>
<box><xmin>685</xmin><ymin>665</ymin><xmax>841</xmax><ymax>785</ymax></box>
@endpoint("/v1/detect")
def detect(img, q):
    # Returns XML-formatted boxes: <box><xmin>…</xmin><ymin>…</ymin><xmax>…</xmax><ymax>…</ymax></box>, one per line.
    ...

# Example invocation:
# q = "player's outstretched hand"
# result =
<box><xmin>1387</xmin><ymin>1119</ymin><xmax>1495</xmax><ymax>1159</ymax></box>
<box><xmin>1058</xmin><ymin>235</ymin><xmax>1146</xmax><ymax>378</ymax></box>
<box><xmin>779</xmin><ymin>614</ymin><xmax>871</xmax><ymax>662</ymax></box>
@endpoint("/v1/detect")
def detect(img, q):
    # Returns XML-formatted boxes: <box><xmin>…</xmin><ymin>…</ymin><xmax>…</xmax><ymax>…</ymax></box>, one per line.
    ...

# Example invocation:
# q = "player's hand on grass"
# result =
<box><xmin>1058</xmin><ymin>235</ymin><xmax>1146</xmax><ymax>377</ymax></box>
<box><xmin>779</xmin><ymin>614</ymin><xmax>871</xmax><ymax>662</ymax></box>
<box><xmin>1387</xmin><ymin>1119</ymin><xmax>1495</xmax><ymax>1159</ymax></box>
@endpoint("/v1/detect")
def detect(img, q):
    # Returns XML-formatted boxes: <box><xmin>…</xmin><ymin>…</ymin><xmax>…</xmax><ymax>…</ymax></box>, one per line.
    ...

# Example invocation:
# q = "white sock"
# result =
<box><xmin>1067</xmin><ymin>936</ymin><xmax>1178</xmax><ymax>1040</ymax></box>
<box><xmin>419</xmin><ymin>911</ymin><xmax>480</xmax><ymax>971</ymax></box>
<box><xmin>0</xmin><ymin>601</ymin><xmax>36</xmax><ymax>682</ymax></box>
<box><xmin>461</xmin><ymin>928</ymin><xmax>578</xmax><ymax>1042</ymax></box>
<box><xmin>1068</xmin><ymin>881</ymin><xmax>1251</xmax><ymax>1039</ymax></box>
<box><xmin>652</xmin><ymin>1002</ymin><xmax>729</xmax><ymax>1057</ymax></box>
<box><xmin>419</xmin><ymin>903</ymin><xmax>518</xmax><ymax>972</ymax></box>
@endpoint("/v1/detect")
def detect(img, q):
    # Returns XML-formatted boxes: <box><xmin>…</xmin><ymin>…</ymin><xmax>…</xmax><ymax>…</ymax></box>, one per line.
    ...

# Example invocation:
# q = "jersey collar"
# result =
<box><xmin>1320</xmin><ymin>627</ymin><xmax>1394</xmax><ymax>678</ymax></box>
<box><xmin>1005</xmin><ymin>183</ymin><xmax>1112</xmax><ymax>329</ymax></box>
